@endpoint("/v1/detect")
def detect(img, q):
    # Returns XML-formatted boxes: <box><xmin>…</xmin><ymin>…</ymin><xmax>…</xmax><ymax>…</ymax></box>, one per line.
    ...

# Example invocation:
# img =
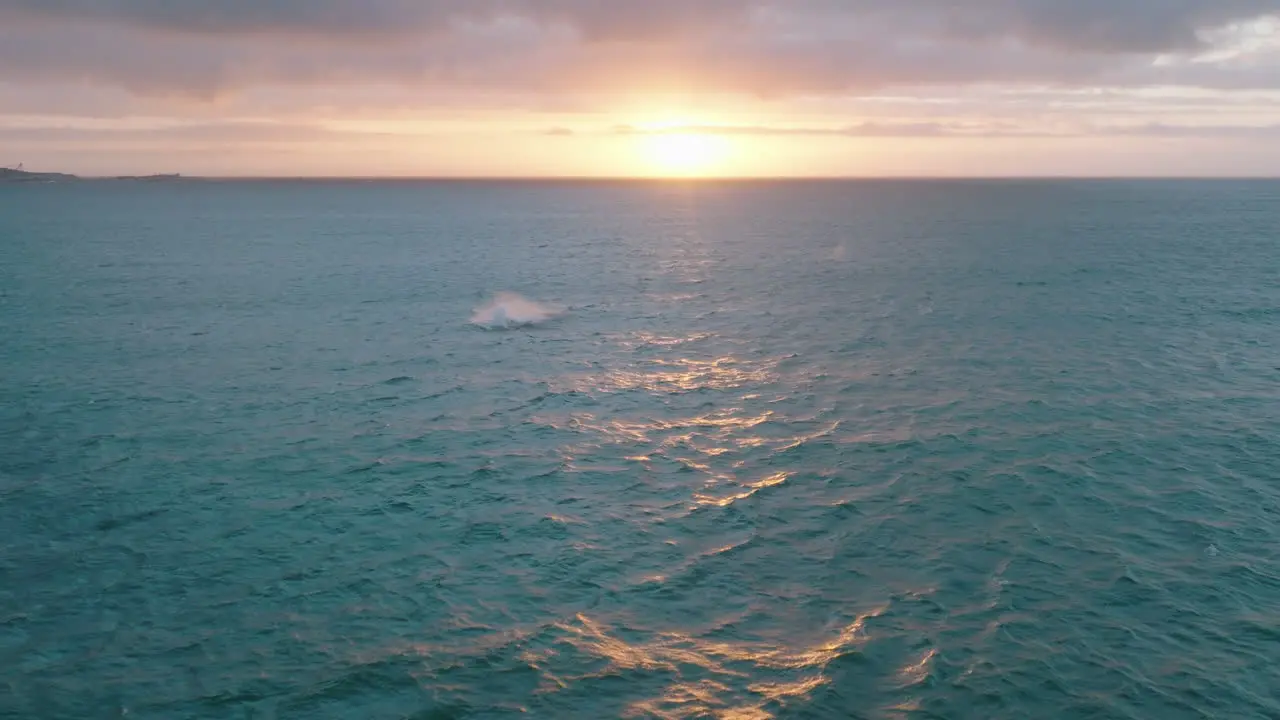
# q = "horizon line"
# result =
<box><xmin>61</xmin><ymin>174</ymin><xmax>1280</xmax><ymax>182</ymax></box>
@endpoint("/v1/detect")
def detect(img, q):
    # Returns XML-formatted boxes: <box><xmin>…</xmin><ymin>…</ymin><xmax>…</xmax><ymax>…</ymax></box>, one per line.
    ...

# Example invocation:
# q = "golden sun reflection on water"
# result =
<box><xmin>896</xmin><ymin>648</ymin><xmax>937</xmax><ymax>687</ymax></box>
<box><xmin>548</xmin><ymin>408</ymin><xmax>776</xmax><ymax>481</ymax></box>
<box><xmin>551</xmin><ymin>610</ymin><xmax>885</xmax><ymax>719</ymax></box>
<box><xmin>553</xmin><ymin>347</ymin><xmax>779</xmax><ymax>397</ymax></box>
<box><xmin>602</xmin><ymin>356</ymin><xmax>776</xmax><ymax>394</ymax></box>
<box><xmin>540</xmin><ymin>390</ymin><xmax>838</xmax><ymax>513</ymax></box>
<box><xmin>694</xmin><ymin>471</ymin><xmax>793</xmax><ymax>508</ymax></box>
<box><xmin>520</xmin><ymin>328</ymin><xmax>893</xmax><ymax>717</ymax></box>
<box><xmin>622</xmin><ymin>331</ymin><xmax>717</xmax><ymax>349</ymax></box>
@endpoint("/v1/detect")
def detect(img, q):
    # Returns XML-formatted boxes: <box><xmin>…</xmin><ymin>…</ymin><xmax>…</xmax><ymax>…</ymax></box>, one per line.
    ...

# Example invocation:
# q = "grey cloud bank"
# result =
<box><xmin>2</xmin><ymin>1</ymin><xmax>1276</xmax><ymax>50</ymax></box>
<box><xmin>0</xmin><ymin>1</ymin><xmax>1278</xmax><ymax>98</ymax></box>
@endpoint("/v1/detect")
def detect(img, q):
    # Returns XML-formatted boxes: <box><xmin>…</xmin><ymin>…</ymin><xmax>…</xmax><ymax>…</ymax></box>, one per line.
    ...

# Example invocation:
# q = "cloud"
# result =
<box><xmin>1107</xmin><ymin>121</ymin><xmax>1280</xmax><ymax>136</ymax></box>
<box><xmin>1</xmin><ymin>1</ymin><xmax>1275</xmax><ymax>52</ymax></box>
<box><xmin>601</xmin><ymin>120</ymin><xmax>1280</xmax><ymax>139</ymax></box>
<box><xmin>833</xmin><ymin>0</ymin><xmax>1280</xmax><ymax>54</ymax></box>
<box><xmin>0</xmin><ymin>1</ymin><xmax>754</xmax><ymax>40</ymax></box>
<box><xmin>611</xmin><ymin>122</ymin><xmax>973</xmax><ymax>137</ymax></box>
<box><xmin>0</xmin><ymin>120</ymin><xmax>359</xmax><ymax>143</ymax></box>
<box><xmin>0</xmin><ymin>1</ymin><xmax>1278</xmax><ymax>102</ymax></box>
<box><xmin>9</xmin><ymin>115</ymin><xmax>1278</xmax><ymax>152</ymax></box>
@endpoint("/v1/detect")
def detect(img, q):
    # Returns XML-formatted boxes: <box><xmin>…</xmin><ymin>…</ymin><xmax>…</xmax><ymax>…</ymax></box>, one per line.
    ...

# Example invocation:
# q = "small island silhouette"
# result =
<box><xmin>0</xmin><ymin>166</ymin><xmax>78</xmax><ymax>183</ymax></box>
<box><xmin>1</xmin><ymin>165</ymin><xmax>183</xmax><ymax>183</ymax></box>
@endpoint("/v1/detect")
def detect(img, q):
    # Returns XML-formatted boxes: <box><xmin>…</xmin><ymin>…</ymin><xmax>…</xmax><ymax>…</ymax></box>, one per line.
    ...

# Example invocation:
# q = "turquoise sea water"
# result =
<box><xmin>2</xmin><ymin>180</ymin><xmax>1279</xmax><ymax>719</ymax></box>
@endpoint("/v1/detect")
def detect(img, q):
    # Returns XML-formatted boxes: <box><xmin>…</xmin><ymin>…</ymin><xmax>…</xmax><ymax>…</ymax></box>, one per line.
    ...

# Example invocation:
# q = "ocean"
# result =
<box><xmin>2</xmin><ymin>179</ymin><xmax>1278</xmax><ymax>719</ymax></box>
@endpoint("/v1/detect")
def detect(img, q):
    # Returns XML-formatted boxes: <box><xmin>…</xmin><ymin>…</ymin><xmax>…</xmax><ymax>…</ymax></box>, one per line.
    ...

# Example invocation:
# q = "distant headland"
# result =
<box><xmin>0</xmin><ymin>167</ymin><xmax>78</xmax><ymax>183</ymax></box>
<box><xmin>1</xmin><ymin>166</ymin><xmax>184</xmax><ymax>183</ymax></box>
<box><xmin>111</xmin><ymin>174</ymin><xmax>183</xmax><ymax>182</ymax></box>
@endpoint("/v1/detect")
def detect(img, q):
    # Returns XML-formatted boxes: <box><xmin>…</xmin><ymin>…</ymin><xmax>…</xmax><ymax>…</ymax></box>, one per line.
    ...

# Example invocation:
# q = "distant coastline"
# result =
<box><xmin>0</xmin><ymin>167</ymin><xmax>184</xmax><ymax>183</ymax></box>
<box><xmin>0</xmin><ymin>167</ymin><xmax>78</xmax><ymax>183</ymax></box>
<box><xmin>111</xmin><ymin>173</ymin><xmax>183</xmax><ymax>181</ymax></box>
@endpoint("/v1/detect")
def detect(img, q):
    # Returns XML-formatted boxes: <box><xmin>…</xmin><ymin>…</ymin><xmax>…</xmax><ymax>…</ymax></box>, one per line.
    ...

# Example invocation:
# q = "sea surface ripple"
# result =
<box><xmin>2</xmin><ymin>180</ymin><xmax>1279</xmax><ymax>719</ymax></box>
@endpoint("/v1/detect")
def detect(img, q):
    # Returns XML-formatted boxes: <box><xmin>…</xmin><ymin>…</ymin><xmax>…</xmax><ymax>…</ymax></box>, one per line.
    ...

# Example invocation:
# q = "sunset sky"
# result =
<box><xmin>3</xmin><ymin>1</ymin><xmax>1280</xmax><ymax>177</ymax></box>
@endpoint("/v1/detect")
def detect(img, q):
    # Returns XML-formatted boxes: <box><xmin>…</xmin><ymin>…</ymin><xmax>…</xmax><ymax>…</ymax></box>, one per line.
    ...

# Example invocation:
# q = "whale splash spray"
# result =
<box><xmin>470</xmin><ymin>292</ymin><xmax>563</xmax><ymax>329</ymax></box>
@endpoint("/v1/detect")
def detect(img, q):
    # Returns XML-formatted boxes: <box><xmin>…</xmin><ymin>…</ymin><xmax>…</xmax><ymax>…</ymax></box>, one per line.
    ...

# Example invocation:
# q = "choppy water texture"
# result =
<box><xmin>3</xmin><ymin>180</ymin><xmax>1280</xmax><ymax>719</ymax></box>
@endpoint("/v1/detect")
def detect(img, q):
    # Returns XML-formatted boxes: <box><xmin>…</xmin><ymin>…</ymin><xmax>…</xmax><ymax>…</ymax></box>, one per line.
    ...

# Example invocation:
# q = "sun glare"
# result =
<box><xmin>641</xmin><ymin>131</ymin><xmax>731</xmax><ymax>177</ymax></box>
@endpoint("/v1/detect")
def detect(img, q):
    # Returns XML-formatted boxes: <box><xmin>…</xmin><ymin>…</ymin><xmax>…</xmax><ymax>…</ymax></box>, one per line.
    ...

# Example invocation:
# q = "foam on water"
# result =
<box><xmin>470</xmin><ymin>292</ymin><xmax>562</xmax><ymax>329</ymax></box>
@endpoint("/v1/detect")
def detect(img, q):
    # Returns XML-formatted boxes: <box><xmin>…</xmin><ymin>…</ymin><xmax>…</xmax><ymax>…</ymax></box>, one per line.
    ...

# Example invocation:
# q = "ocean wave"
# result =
<box><xmin>470</xmin><ymin>292</ymin><xmax>563</xmax><ymax>329</ymax></box>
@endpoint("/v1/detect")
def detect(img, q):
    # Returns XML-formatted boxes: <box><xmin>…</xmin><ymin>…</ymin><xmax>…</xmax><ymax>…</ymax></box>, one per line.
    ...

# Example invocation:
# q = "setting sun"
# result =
<box><xmin>640</xmin><ymin>131</ymin><xmax>733</xmax><ymax>177</ymax></box>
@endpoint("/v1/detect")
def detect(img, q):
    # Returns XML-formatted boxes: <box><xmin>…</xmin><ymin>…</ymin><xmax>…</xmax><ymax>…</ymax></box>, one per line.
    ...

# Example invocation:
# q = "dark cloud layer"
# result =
<box><xmin>3</xmin><ymin>1</ymin><xmax>1277</xmax><ymax>50</ymax></box>
<box><xmin>1</xmin><ymin>1</ymin><xmax>752</xmax><ymax>39</ymax></box>
<box><xmin>0</xmin><ymin>0</ymin><xmax>1277</xmax><ymax>99</ymax></box>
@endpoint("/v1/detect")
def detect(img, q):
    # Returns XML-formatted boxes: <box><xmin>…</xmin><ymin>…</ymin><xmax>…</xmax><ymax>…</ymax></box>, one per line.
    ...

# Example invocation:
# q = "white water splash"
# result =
<box><xmin>470</xmin><ymin>292</ymin><xmax>562</xmax><ymax>329</ymax></box>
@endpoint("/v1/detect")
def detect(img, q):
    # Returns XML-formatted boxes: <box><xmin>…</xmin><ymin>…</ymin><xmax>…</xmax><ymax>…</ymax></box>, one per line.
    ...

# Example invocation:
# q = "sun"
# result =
<box><xmin>641</xmin><ymin>131</ymin><xmax>732</xmax><ymax>177</ymax></box>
